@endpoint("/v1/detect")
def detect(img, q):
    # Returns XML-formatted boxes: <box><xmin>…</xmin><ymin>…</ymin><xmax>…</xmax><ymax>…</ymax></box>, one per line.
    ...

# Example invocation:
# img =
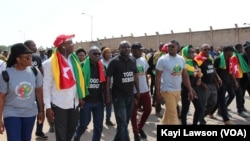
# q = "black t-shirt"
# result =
<box><xmin>84</xmin><ymin>62</ymin><xmax>104</xmax><ymax>103</ymax></box>
<box><xmin>32</xmin><ymin>54</ymin><xmax>42</xmax><ymax>68</ymax></box>
<box><xmin>106</xmin><ymin>55</ymin><xmax>138</xmax><ymax>98</ymax></box>
<box><xmin>214</xmin><ymin>57</ymin><xmax>232</xmax><ymax>83</ymax></box>
<box><xmin>199</xmin><ymin>59</ymin><xmax>216</xmax><ymax>84</ymax></box>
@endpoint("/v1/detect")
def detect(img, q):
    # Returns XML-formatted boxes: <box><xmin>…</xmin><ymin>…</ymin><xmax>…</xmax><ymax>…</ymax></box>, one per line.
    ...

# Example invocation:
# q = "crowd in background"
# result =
<box><xmin>0</xmin><ymin>37</ymin><xmax>250</xmax><ymax>141</ymax></box>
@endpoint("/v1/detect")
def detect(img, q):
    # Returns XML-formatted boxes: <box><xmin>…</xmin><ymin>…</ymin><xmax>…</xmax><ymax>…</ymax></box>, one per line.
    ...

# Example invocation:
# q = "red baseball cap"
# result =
<box><xmin>161</xmin><ymin>44</ymin><xmax>168</xmax><ymax>52</ymax></box>
<box><xmin>53</xmin><ymin>34</ymin><xmax>75</xmax><ymax>47</ymax></box>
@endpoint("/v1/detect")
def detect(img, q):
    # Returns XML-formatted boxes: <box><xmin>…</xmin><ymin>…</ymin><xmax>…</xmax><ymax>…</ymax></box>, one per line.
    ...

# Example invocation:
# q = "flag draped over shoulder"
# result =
<box><xmin>70</xmin><ymin>53</ymin><xmax>86</xmax><ymax>98</ymax></box>
<box><xmin>194</xmin><ymin>52</ymin><xmax>214</xmax><ymax>66</ymax></box>
<box><xmin>51</xmin><ymin>49</ymin><xmax>75</xmax><ymax>89</ymax></box>
<box><xmin>181</xmin><ymin>45</ymin><xmax>195</xmax><ymax>75</ymax></box>
<box><xmin>83</xmin><ymin>56</ymin><xmax>106</xmax><ymax>96</ymax></box>
<box><xmin>218</xmin><ymin>52</ymin><xmax>227</xmax><ymax>69</ymax></box>
<box><xmin>230</xmin><ymin>51</ymin><xmax>250</xmax><ymax>78</ymax></box>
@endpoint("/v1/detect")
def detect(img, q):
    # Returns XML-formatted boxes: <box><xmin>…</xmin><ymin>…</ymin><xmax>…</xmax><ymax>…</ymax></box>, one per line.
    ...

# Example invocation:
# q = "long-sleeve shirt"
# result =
<box><xmin>42</xmin><ymin>55</ymin><xmax>79</xmax><ymax>109</ymax></box>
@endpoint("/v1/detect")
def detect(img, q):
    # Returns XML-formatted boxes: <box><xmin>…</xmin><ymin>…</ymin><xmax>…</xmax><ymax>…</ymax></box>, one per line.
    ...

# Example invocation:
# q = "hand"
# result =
<box><xmin>134</xmin><ymin>93</ymin><xmax>140</xmax><ymax>105</ymax></box>
<box><xmin>0</xmin><ymin>121</ymin><xmax>4</xmax><ymax>134</ymax></box>
<box><xmin>188</xmin><ymin>90</ymin><xmax>194</xmax><ymax>101</ymax></box>
<box><xmin>196</xmin><ymin>78</ymin><xmax>202</xmax><ymax>86</ymax></box>
<box><xmin>37</xmin><ymin>111</ymin><xmax>45</xmax><ymax>124</ymax></box>
<box><xmin>200</xmin><ymin>82</ymin><xmax>208</xmax><ymax>91</ymax></box>
<box><xmin>78</xmin><ymin>99</ymin><xmax>85</xmax><ymax>108</ymax></box>
<box><xmin>217</xmin><ymin>79</ymin><xmax>222</xmax><ymax>87</ymax></box>
<box><xmin>46</xmin><ymin>108</ymin><xmax>55</xmax><ymax>123</ymax></box>
<box><xmin>104</xmin><ymin>96</ymin><xmax>110</xmax><ymax>106</ymax></box>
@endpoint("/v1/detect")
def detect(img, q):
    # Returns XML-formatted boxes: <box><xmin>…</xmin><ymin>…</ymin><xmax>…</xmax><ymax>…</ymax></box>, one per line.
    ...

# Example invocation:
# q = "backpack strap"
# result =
<box><xmin>2</xmin><ymin>66</ymin><xmax>38</xmax><ymax>83</ymax></box>
<box><xmin>2</xmin><ymin>70</ymin><xmax>9</xmax><ymax>83</ymax></box>
<box><xmin>31</xmin><ymin>66</ymin><xmax>38</xmax><ymax>76</ymax></box>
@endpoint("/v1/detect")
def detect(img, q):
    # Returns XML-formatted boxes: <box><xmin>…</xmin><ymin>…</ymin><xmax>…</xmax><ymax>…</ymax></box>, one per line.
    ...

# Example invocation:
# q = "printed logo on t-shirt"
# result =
<box><xmin>32</xmin><ymin>61</ymin><xmax>38</xmax><ymax>67</ymax></box>
<box><xmin>171</xmin><ymin>64</ymin><xmax>182</xmax><ymax>76</ymax></box>
<box><xmin>89</xmin><ymin>78</ymin><xmax>100</xmax><ymax>89</ymax></box>
<box><xmin>137</xmin><ymin>64</ymin><xmax>144</xmax><ymax>73</ymax></box>
<box><xmin>206</xmin><ymin>65</ymin><xmax>214</xmax><ymax>74</ymax></box>
<box><xmin>15</xmin><ymin>82</ymin><xmax>33</xmax><ymax>100</ymax></box>
<box><xmin>122</xmin><ymin>71</ymin><xmax>134</xmax><ymax>83</ymax></box>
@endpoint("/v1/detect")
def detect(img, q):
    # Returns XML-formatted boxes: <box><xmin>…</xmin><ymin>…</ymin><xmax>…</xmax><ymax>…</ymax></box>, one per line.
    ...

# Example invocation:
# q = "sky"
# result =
<box><xmin>0</xmin><ymin>0</ymin><xmax>250</xmax><ymax>47</ymax></box>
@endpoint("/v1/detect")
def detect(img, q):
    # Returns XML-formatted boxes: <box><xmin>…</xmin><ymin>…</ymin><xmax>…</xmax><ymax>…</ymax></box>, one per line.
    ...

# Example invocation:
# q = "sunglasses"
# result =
<box><xmin>203</xmin><ymin>48</ymin><xmax>210</xmax><ymax>51</ymax></box>
<box><xmin>168</xmin><ymin>45</ymin><xmax>175</xmax><ymax>48</ymax></box>
<box><xmin>19</xmin><ymin>55</ymin><xmax>32</xmax><ymax>60</ymax></box>
<box><xmin>92</xmin><ymin>52</ymin><xmax>101</xmax><ymax>56</ymax></box>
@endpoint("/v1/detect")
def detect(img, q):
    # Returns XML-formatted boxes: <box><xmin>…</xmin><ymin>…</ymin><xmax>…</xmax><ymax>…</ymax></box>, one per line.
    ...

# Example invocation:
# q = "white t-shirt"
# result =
<box><xmin>133</xmin><ymin>57</ymin><xmax>149</xmax><ymax>94</ymax></box>
<box><xmin>0</xmin><ymin>60</ymin><xmax>6</xmax><ymax>72</ymax></box>
<box><xmin>156</xmin><ymin>54</ymin><xmax>186</xmax><ymax>92</ymax></box>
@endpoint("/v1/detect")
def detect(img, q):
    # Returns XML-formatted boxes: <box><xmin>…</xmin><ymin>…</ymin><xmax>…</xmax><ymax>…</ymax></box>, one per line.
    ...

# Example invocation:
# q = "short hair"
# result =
<box><xmin>76</xmin><ymin>48</ymin><xmax>86</xmax><ymax>55</ymax></box>
<box><xmin>170</xmin><ymin>40</ymin><xmax>180</xmax><ymax>47</ymax></box>
<box><xmin>235</xmin><ymin>44</ymin><xmax>242</xmax><ymax>50</ymax></box>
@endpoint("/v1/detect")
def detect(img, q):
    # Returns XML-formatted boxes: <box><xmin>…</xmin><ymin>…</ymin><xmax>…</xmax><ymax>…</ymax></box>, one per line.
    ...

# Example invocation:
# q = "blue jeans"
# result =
<box><xmin>74</xmin><ymin>102</ymin><xmax>104</xmax><ymax>141</ymax></box>
<box><xmin>113</xmin><ymin>96</ymin><xmax>134</xmax><ymax>141</ymax></box>
<box><xmin>4</xmin><ymin>116</ymin><xmax>36</xmax><ymax>141</ymax></box>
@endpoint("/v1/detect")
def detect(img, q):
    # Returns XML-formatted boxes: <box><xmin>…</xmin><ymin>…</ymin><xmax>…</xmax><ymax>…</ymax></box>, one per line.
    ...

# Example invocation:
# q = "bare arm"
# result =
<box><xmin>134</xmin><ymin>73</ymin><xmax>140</xmax><ymax>102</ymax></box>
<box><xmin>155</xmin><ymin>69</ymin><xmax>162</xmax><ymax>103</ymax></box>
<box><xmin>106</xmin><ymin>76</ymin><xmax>111</xmax><ymax>102</ymax></box>
<box><xmin>35</xmin><ymin>87</ymin><xmax>45</xmax><ymax>124</ymax></box>
<box><xmin>0</xmin><ymin>93</ymin><xmax>6</xmax><ymax>134</ymax></box>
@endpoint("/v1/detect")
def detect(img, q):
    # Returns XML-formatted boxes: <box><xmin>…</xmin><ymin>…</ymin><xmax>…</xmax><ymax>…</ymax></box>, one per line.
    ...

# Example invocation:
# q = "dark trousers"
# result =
<box><xmin>4</xmin><ymin>116</ymin><xmax>36</xmax><ymax>141</ymax></box>
<box><xmin>113</xmin><ymin>96</ymin><xmax>134</xmax><ymax>141</ymax></box>
<box><xmin>218</xmin><ymin>82</ymin><xmax>235</xmax><ymax>122</ymax></box>
<box><xmin>74</xmin><ymin>102</ymin><xmax>104</xmax><ymax>141</ymax></box>
<box><xmin>52</xmin><ymin>104</ymin><xmax>79</xmax><ymax>141</ymax></box>
<box><xmin>131</xmin><ymin>92</ymin><xmax>152</xmax><ymax>134</ymax></box>
<box><xmin>199</xmin><ymin>84</ymin><xmax>217</xmax><ymax>124</ymax></box>
<box><xmin>181</xmin><ymin>87</ymin><xmax>202</xmax><ymax>125</ymax></box>
<box><xmin>240</xmin><ymin>74</ymin><xmax>250</xmax><ymax>109</ymax></box>
<box><xmin>228</xmin><ymin>79</ymin><xmax>244</xmax><ymax>113</ymax></box>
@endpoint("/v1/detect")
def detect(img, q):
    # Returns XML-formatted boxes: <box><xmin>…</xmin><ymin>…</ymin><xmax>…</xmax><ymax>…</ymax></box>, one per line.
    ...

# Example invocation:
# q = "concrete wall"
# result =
<box><xmin>75</xmin><ymin>26</ymin><xmax>250</xmax><ymax>51</ymax></box>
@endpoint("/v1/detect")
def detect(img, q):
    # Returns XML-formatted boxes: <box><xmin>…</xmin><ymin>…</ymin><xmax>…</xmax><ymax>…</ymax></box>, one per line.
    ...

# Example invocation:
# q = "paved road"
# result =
<box><xmin>1</xmin><ymin>95</ymin><xmax>250</xmax><ymax>141</ymax></box>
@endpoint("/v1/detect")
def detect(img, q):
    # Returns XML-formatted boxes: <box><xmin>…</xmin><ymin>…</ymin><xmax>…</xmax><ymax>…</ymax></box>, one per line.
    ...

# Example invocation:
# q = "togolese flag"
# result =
<box><xmin>181</xmin><ymin>45</ymin><xmax>195</xmax><ymax>75</ymax></box>
<box><xmin>51</xmin><ymin>49</ymin><xmax>75</xmax><ymax>90</ymax></box>
<box><xmin>70</xmin><ymin>53</ymin><xmax>86</xmax><ymax>99</ymax></box>
<box><xmin>194</xmin><ymin>52</ymin><xmax>214</xmax><ymax>66</ymax></box>
<box><xmin>230</xmin><ymin>52</ymin><xmax>250</xmax><ymax>78</ymax></box>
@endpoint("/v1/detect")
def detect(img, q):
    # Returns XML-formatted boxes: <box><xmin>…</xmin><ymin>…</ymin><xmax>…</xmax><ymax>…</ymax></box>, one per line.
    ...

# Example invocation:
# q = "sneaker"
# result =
<box><xmin>106</xmin><ymin>120</ymin><xmax>115</xmax><ymax>126</ymax></box>
<box><xmin>36</xmin><ymin>132</ymin><xmax>48</xmax><ymax>140</ymax></box>
<box><xmin>238</xmin><ymin>111</ymin><xmax>249</xmax><ymax>118</ymax></box>
<box><xmin>134</xmin><ymin>133</ymin><xmax>141</xmax><ymax>141</ymax></box>
<box><xmin>155</xmin><ymin>112</ymin><xmax>163</xmax><ymax>118</ymax></box>
<box><xmin>224</xmin><ymin>120</ymin><xmax>234</xmax><ymax>125</ymax></box>
<box><xmin>139</xmin><ymin>129</ymin><xmax>147</xmax><ymax>139</ymax></box>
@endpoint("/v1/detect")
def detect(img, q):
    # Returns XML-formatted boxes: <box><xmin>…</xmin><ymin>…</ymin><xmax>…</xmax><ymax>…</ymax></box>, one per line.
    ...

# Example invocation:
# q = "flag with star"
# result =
<box><xmin>51</xmin><ymin>49</ymin><xmax>76</xmax><ymax>89</ymax></box>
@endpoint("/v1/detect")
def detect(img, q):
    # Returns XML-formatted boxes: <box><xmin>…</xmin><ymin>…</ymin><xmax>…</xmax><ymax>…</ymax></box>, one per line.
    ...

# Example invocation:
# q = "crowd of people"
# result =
<box><xmin>0</xmin><ymin>35</ymin><xmax>250</xmax><ymax>141</ymax></box>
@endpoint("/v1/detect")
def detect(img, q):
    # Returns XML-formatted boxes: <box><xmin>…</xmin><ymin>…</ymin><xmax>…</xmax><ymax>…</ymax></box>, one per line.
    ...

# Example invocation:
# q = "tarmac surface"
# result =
<box><xmin>1</xmin><ymin>94</ymin><xmax>250</xmax><ymax>141</ymax></box>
